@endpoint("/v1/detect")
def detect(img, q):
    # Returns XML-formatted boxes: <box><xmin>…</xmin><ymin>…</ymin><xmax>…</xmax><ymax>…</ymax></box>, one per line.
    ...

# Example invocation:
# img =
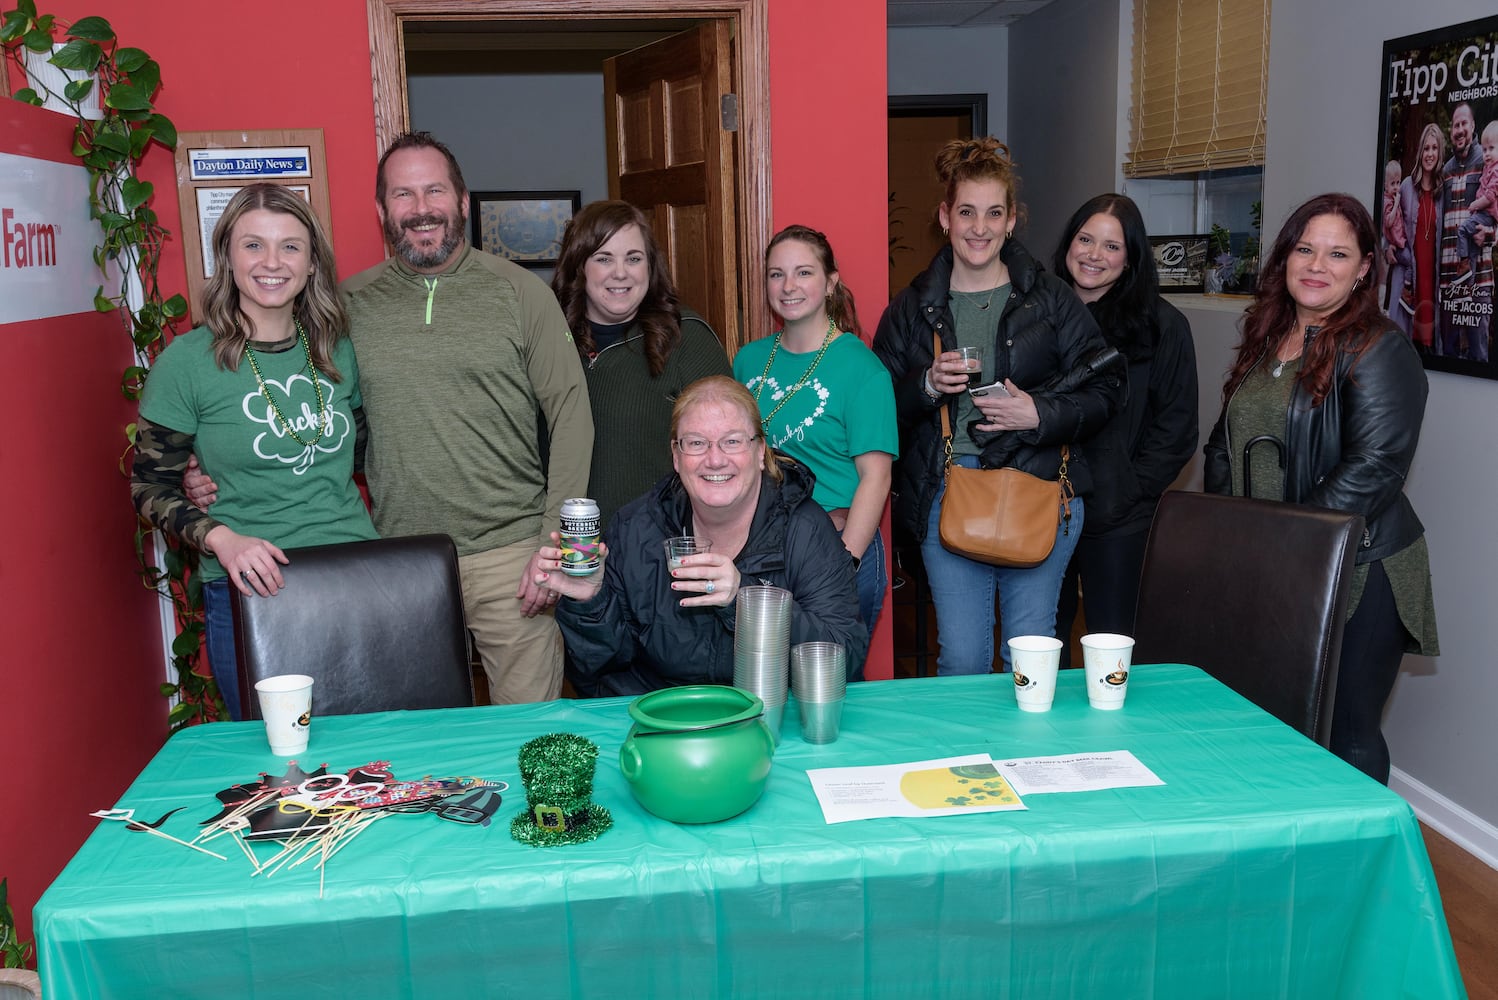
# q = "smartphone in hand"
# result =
<box><xmin>968</xmin><ymin>379</ymin><xmax>1013</xmax><ymax>398</ymax></box>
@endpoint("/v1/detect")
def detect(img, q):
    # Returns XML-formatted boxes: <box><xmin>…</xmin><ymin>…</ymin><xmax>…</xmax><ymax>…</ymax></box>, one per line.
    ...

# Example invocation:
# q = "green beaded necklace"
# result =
<box><xmin>243</xmin><ymin>319</ymin><xmax>328</xmax><ymax>447</ymax></box>
<box><xmin>751</xmin><ymin>319</ymin><xmax>837</xmax><ymax>429</ymax></box>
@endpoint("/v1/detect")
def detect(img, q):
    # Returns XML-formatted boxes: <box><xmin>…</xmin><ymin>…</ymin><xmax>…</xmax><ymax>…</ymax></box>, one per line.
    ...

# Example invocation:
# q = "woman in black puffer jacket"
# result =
<box><xmin>1051</xmin><ymin>194</ymin><xmax>1199</xmax><ymax>663</ymax></box>
<box><xmin>873</xmin><ymin>138</ymin><xmax>1121</xmax><ymax>677</ymax></box>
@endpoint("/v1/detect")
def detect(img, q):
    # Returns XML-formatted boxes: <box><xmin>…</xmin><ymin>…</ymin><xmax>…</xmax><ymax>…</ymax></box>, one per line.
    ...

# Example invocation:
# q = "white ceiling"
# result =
<box><xmin>888</xmin><ymin>0</ymin><xmax>1056</xmax><ymax>28</ymax></box>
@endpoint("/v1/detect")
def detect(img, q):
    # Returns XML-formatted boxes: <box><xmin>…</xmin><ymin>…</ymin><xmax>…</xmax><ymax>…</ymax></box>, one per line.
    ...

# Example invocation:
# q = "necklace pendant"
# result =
<box><xmin>1272</xmin><ymin>360</ymin><xmax>1285</xmax><ymax>378</ymax></box>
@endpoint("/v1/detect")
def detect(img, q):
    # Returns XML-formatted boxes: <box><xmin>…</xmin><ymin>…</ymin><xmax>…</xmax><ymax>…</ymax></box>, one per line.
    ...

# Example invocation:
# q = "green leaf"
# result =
<box><xmin>62</xmin><ymin>77</ymin><xmax>94</xmax><ymax>102</ymax></box>
<box><xmin>170</xmin><ymin>629</ymin><xmax>200</xmax><ymax>658</ymax></box>
<box><xmin>93</xmin><ymin>129</ymin><xmax>130</xmax><ymax>155</ymax></box>
<box><xmin>67</xmin><ymin>16</ymin><xmax>115</xmax><ymax>42</ymax></box>
<box><xmin>129</xmin><ymin>128</ymin><xmax>151</xmax><ymax>159</ymax></box>
<box><xmin>50</xmin><ymin>38</ymin><xmax>102</xmax><ymax>73</ymax></box>
<box><xmin>114</xmin><ymin>46</ymin><xmax>149</xmax><ymax>73</ymax></box>
<box><xmin>0</xmin><ymin>10</ymin><xmax>33</xmax><ymax>44</ymax></box>
<box><xmin>163</xmin><ymin>294</ymin><xmax>189</xmax><ymax>318</ymax></box>
<box><xmin>158</xmin><ymin>682</ymin><xmax>179</xmax><ymax>698</ymax></box>
<box><xmin>167</xmin><ymin>701</ymin><xmax>199</xmax><ymax>726</ymax></box>
<box><xmin>18</xmin><ymin>0</ymin><xmax>38</xmax><ymax>19</ymax></box>
<box><xmin>146</xmin><ymin>113</ymin><xmax>177</xmax><ymax>148</ymax></box>
<box><xmin>129</xmin><ymin>59</ymin><xmax>160</xmax><ymax>97</ymax></box>
<box><xmin>15</xmin><ymin>88</ymin><xmax>43</xmax><ymax>107</ymax></box>
<box><xmin>21</xmin><ymin>26</ymin><xmax>51</xmax><ymax>52</ymax></box>
<box><xmin>104</xmin><ymin>81</ymin><xmax>151</xmax><ymax>112</ymax></box>
<box><xmin>94</xmin><ymin>291</ymin><xmax>114</xmax><ymax>312</ymax></box>
<box><xmin>121</xmin><ymin>176</ymin><xmax>152</xmax><ymax>213</ymax></box>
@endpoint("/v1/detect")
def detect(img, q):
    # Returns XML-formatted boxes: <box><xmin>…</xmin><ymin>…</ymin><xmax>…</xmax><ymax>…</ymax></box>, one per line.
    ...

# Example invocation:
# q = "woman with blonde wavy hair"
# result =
<box><xmin>132</xmin><ymin>183</ymin><xmax>376</xmax><ymax>719</ymax></box>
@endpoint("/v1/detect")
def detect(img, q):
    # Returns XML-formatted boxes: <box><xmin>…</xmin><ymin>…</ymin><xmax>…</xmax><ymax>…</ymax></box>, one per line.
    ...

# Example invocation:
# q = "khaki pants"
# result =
<box><xmin>458</xmin><ymin>539</ymin><xmax>563</xmax><ymax>704</ymax></box>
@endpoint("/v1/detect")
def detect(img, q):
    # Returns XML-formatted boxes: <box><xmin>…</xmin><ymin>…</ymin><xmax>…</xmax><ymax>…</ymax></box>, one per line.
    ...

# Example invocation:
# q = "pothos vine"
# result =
<box><xmin>2</xmin><ymin>1</ymin><xmax>223</xmax><ymax>727</ymax></box>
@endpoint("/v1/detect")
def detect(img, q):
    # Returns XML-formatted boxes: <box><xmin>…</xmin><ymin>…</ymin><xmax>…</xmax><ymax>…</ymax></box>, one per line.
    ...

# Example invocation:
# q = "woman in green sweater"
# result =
<box><xmin>552</xmin><ymin>201</ymin><xmax>733</xmax><ymax>524</ymax></box>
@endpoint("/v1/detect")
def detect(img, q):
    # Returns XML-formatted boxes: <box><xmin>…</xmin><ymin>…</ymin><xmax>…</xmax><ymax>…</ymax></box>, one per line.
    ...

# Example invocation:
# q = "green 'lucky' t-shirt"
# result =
<box><xmin>734</xmin><ymin>331</ymin><xmax>897</xmax><ymax>510</ymax></box>
<box><xmin>139</xmin><ymin>326</ymin><xmax>377</xmax><ymax>581</ymax></box>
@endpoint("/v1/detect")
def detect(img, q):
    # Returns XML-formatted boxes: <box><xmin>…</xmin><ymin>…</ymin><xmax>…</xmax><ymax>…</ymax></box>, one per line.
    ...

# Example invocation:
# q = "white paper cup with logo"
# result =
<box><xmin>255</xmin><ymin>674</ymin><xmax>314</xmax><ymax>755</ymax></box>
<box><xmin>1081</xmin><ymin>633</ymin><xmax>1135</xmax><ymax>710</ymax></box>
<box><xmin>1008</xmin><ymin>635</ymin><xmax>1063</xmax><ymax>712</ymax></box>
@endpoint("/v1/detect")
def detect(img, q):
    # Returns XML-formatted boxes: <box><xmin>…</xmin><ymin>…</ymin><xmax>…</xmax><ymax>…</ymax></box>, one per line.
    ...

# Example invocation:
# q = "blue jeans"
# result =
<box><xmin>843</xmin><ymin>528</ymin><xmax>887</xmax><ymax>681</ymax></box>
<box><xmin>921</xmin><ymin>456</ymin><xmax>1085</xmax><ymax>675</ymax></box>
<box><xmin>202</xmin><ymin>578</ymin><xmax>244</xmax><ymax>721</ymax></box>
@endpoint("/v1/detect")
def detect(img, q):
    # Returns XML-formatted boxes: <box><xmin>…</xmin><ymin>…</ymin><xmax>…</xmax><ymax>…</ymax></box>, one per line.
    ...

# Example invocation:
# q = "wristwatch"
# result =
<box><xmin>921</xmin><ymin>370</ymin><xmax>942</xmax><ymax>402</ymax></box>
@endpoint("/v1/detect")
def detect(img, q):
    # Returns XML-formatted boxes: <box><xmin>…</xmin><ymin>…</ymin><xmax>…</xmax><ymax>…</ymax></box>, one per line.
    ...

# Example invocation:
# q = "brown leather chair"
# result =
<box><xmin>233</xmin><ymin>534</ymin><xmax>474</xmax><ymax>719</ymax></box>
<box><xmin>1132</xmin><ymin>491</ymin><xmax>1363</xmax><ymax>747</ymax></box>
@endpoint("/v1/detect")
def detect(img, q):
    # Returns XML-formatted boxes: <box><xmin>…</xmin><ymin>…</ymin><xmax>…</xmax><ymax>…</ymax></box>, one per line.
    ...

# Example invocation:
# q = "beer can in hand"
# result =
<box><xmin>559</xmin><ymin>498</ymin><xmax>602</xmax><ymax>576</ymax></box>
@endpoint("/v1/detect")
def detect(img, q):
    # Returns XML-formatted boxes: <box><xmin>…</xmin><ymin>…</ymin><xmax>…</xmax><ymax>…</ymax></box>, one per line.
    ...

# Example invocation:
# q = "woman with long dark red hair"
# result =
<box><xmin>1203</xmin><ymin>192</ymin><xmax>1439</xmax><ymax>783</ymax></box>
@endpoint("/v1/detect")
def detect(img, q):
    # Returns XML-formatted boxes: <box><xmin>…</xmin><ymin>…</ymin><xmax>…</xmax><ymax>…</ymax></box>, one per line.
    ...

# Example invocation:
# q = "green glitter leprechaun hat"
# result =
<box><xmin>510</xmin><ymin>733</ymin><xmax>613</xmax><ymax>847</ymax></box>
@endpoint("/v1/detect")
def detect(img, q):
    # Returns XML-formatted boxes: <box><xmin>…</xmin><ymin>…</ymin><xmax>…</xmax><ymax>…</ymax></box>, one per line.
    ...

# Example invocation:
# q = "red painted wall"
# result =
<box><xmin>0</xmin><ymin>99</ymin><xmax>164</xmax><ymax>952</ymax></box>
<box><xmin>3</xmin><ymin>0</ymin><xmax>889</xmax><ymax>942</ymax></box>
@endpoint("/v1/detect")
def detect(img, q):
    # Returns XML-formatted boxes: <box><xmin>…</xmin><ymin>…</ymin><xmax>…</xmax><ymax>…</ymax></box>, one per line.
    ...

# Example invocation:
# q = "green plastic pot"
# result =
<box><xmin>620</xmin><ymin>685</ymin><xmax>775</xmax><ymax>824</ymax></box>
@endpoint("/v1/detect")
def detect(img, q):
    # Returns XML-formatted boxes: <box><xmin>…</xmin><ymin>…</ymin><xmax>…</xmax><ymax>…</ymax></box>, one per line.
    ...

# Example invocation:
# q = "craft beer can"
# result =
<box><xmin>559</xmin><ymin>498</ymin><xmax>602</xmax><ymax>576</ymax></box>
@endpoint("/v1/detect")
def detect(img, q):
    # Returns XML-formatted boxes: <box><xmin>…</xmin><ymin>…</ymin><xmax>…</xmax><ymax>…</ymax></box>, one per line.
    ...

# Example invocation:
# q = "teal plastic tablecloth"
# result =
<box><xmin>36</xmin><ymin>665</ymin><xmax>1465</xmax><ymax>999</ymax></box>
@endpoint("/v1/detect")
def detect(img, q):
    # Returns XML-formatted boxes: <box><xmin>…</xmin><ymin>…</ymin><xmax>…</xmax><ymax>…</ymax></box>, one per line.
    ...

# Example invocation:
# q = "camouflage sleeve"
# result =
<box><xmin>130</xmin><ymin>417</ymin><xmax>224</xmax><ymax>551</ymax></box>
<box><xmin>354</xmin><ymin>405</ymin><xmax>367</xmax><ymax>476</ymax></box>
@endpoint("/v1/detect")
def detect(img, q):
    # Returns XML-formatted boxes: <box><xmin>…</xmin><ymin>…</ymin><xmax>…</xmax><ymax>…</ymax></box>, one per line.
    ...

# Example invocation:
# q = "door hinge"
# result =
<box><xmin>720</xmin><ymin>94</ymin><xmax>739</xmax><ymax>132</ymax></box>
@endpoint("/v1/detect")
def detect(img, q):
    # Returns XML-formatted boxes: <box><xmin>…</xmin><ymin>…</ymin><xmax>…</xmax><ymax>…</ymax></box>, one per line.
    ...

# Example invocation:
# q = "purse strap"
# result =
<box><xmin>932</xmin><ymin>331</ymin><xmax>1075</xmax><ymax>520</ymax></box>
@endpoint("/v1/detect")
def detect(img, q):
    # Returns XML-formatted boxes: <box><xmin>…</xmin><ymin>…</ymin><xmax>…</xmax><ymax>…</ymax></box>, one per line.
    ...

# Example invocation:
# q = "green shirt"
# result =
<box><xmin>585</xmin><ymin>309</ymin><xmax>731</xmax><ymax>525</ymax></box>
<box><xmin>735</xmin><ymin>331</ymin><xmax>897</xmax><ymax>510</ymax></box>
<box><xmin>949</xmin><ymin>285</ymin><xmax>1012</xmax><ymax>457</ymax></box>
<box><xmin>342</xmin><ymin>247</ymin><xmax>593</xmax><ymax>555</ymax></box>
<box><xmin>138</xmin><ymin>326</ymin><xmax>376</xmax><ymax>582</ymax></box>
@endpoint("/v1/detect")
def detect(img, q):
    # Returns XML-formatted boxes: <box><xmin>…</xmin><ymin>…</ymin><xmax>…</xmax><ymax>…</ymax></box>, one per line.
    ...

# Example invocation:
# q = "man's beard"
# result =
<box><xmin>386</xmin><ymin>211</ymin><xmax>463</xmax><ymax>269</ymax></box>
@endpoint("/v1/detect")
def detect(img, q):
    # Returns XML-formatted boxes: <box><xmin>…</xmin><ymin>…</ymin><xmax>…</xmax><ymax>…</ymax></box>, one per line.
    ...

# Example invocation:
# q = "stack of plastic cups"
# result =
<box><xmin>790</xmin><ymin>642</ymin><xmax>847</xmax><ymax>744</ymax></box>
<box><xmin>734</xmin><ymin>585</ymin><xmax>792</xmax><ymax>743</ymax></box>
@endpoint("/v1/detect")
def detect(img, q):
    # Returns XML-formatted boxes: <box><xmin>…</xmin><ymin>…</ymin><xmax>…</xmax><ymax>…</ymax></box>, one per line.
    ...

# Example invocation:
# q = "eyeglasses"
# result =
<box><xmin>673</xmin><ymin>434</ymin><xmax>759</xmax><ymax>456</ymax></box>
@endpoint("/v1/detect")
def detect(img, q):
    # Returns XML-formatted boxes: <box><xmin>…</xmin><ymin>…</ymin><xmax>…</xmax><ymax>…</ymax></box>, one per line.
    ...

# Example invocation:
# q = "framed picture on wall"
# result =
<box><xmin>1376</xmin><ymin>14</ymin><xmax>1498</xmax><ymax>380</ymax></box>
<box><xmin>469</xmin><ymin>190</ymin><xmax>581</xmax><ymax>268</ymax></box>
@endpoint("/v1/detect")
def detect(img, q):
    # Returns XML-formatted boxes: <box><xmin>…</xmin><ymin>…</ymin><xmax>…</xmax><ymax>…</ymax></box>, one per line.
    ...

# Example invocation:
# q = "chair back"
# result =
<box><xmin>233</xmin><ymin>534</ymin><xmax>473</xmax><ymax>719</ymax></box>
<box><xmin>1133</xmin><ymin>491</ymin><xmax>1363</xmax><ymax>747</ymax></box>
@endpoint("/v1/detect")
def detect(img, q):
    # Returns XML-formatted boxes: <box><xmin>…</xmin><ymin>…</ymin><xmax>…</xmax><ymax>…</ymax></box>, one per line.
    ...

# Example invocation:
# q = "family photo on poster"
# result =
<box><xmin>1378</xmin><ymin>14</ymin><xmax>1498</xmax><ymax>379</ymax></box>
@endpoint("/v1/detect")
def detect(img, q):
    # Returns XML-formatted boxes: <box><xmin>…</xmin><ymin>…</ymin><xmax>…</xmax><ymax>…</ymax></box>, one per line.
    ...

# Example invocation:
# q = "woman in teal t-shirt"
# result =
<box><xmin>734</xmin><ymin>225</ymin><xmax>896</xmax><ymax>671</ymax></box>
<box><xmin>132</xmin><ymin>184</ymin><xmax>376</xmax><ymax>720</ymax></box>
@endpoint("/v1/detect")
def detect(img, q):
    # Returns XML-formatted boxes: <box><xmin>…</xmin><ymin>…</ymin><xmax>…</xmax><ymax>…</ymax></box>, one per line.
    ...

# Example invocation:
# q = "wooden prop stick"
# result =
<box><xmin>128</xmin><ymin>822</ymin><xmax>229</xmax><ymax>861</ymax></box>
<box><xmin>91</xmin><ymin>809</ymin><xmax>228</xmax><ymax>861</ymax></box>
<box><xmin>195</xmin><ymin>790</ymin><xmax>277</xmax><ymax>845</ymax></box>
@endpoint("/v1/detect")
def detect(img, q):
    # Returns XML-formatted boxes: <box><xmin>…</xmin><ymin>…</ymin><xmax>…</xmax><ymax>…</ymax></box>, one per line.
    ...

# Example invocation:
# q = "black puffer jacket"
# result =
<box><xmin>1082</xmin><ymin>296</ymin><xmax>1199</xmax><ymax>537</ymax></box>
<box><xmin>872</xmin><ymin>241</ymin><xmax>1122</xmax><ymax>542</ymax></box>
<box><xmin>558</xmin><ymin>455</ymin><xmax>866</xmax><ymax>696</ymax></box>
<box><xmin>1203</xmin><ymin>324</ymin><xmax>1427</xmax><ymax>564</ymax></box>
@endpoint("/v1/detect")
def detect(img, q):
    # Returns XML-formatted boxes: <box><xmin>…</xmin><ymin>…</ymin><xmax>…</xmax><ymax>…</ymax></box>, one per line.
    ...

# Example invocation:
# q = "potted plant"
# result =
<box><xmin>2</xmin><ymin>3</ymin><xmax>221</xmax><ymax>725</ymax></box>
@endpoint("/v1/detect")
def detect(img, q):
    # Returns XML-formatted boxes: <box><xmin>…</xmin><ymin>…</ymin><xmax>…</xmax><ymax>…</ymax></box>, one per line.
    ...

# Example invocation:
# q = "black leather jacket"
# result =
<box><xmin>872</xmin><ymin>241</ymin><xmax>1121</xmax><ymax>542</ymax></box>
<box><xmin>558</xmin><ymin>455</ymin><xmax>866</xmax><ymax>696</ymax></box>
<box><xmin>1204</xmin><ymin>324</ymin><xmax>1427</xmax><ymax>563</ymax></box>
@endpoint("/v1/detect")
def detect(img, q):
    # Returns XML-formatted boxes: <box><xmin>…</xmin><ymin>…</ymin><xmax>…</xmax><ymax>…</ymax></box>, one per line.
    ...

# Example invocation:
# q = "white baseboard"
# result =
<box><xmin>1390</xmin><ymin>766</ymin><xmax>1498</xmax><ymax>871</ymax></box>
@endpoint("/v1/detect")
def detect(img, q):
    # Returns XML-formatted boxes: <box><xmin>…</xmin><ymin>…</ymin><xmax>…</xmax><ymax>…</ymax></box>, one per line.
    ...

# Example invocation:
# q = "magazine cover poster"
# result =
<box><xmin>1377</xmin><ymin>14</ymin><xmax>1498</xmax><ymax>379</ymax></box>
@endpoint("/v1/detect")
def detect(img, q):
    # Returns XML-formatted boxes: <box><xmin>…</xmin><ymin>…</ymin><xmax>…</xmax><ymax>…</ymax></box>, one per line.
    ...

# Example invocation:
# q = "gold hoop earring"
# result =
<box><xmin>942</xmin><ymin>227</ymin><xmax>950</xmax><ymax>237</ymax></box>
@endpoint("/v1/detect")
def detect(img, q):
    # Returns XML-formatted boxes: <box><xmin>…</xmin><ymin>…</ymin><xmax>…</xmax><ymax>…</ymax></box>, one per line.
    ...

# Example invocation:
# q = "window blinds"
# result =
<box><xmin>1126</xmin><ymin>0</ymin><xmax>1271</xmax><ymax>178</ymax></box>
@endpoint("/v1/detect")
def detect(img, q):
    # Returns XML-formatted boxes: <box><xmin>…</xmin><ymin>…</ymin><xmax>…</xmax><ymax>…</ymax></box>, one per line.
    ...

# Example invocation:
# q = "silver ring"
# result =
<box><xmin>705</xmin><ymin>580</ymin><xmax>716</xmax><ymax>594</ymax></box>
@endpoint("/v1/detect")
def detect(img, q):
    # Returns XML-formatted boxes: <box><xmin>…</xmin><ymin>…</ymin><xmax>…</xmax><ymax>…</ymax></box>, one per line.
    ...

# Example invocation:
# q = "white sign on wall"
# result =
<box><xmin>0</xmin><ymin>151</ymin><xmax>103</xmax><ymax>324</ymax></box>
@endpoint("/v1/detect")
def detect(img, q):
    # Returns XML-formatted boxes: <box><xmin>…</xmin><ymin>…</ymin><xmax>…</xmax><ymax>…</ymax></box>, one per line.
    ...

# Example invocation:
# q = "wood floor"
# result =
<box><xmin>888</xmin><ymin>550</ymin><xmax>1495</xmax><ymax>997</ymax></box>
<box><xmin>1423</xmin><ymin>824</ymin><xmax>1498</xmax><ymax>999</ymax></box>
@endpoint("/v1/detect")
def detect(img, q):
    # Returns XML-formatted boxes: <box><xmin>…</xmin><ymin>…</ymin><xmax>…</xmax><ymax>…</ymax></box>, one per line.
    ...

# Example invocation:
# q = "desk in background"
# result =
<box><xmin>36</xmin><ymin>665</ymin><xmax>1464</xmax><ymax>998</ymax></box>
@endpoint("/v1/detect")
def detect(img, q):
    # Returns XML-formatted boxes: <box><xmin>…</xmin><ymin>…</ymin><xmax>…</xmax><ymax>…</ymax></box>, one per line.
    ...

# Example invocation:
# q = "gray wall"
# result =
<box><xmin>1265</xmin><ymin>0</ymin><xmax>1498</xmax><ymax>839</ymax></box>
<box><xmin>407</xmin><ymin>71</ymin><xmax>611</xmax><ymax>213</ymax></box>
<box><xmin>1004</xmin><ymin>0</ymin><xmax>1124</xmax><ymax>258</ymax></box>
<box><xmin>887</xmin><ymin>25</ymin><xmax>1009</xmax><ymax>140</ymax></box>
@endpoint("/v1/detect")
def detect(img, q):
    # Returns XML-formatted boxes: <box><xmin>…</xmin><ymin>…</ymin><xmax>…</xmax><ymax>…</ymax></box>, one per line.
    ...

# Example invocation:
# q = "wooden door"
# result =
<box><xmin>604</xmin><ymin>22</ymin><xmax>738</xmax><ymax>351</ymax></box>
